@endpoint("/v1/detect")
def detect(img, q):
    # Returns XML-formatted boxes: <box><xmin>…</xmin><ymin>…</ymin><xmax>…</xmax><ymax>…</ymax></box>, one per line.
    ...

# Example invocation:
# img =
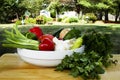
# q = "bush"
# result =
<box><xmin>36</xmin><ymin>15</ymin><xmax>53</xmax><ymax>24</ymax></box>
<box><xmin>84</xmin><ymin>13</ymin><xmax>97</xmax><ymax>22</ymax></box>
<box><xmin>68</xmin><ymin>17</ymin><xmax>79</xmax><ymax>23</ymax></box>
<box><xmin>46</xmin><ymin>17</ymin><xmax>53</xmax><ymax>22</ymax></box>
<box><xmin>15</xmin><ymin>20</ymin><xmax>22</xmax><ymax>25</ymax></box>
<box><xmin>62</xmin><ymin>17</ymin><xmax>69</xmax><ymax>23</ymax></box>
<box><xmin>24</xmin><ymin>18</ymin><xmax>36</xmax><ymax>24</ymax></box>
<box><xmin>57</xmin><ymin>18</ymin><xmax>62</xmax><ymax>22</ymax></box>
<box><xmin>61</xmin><ymin>16</ymin><xmax>67</xmax><ymax>21</ymax></box>
<box><xmin>50</xmin><ymin>10</ymin><xmax>56</xmax><ymax>18</ymax></box>
<box><xmin>62</xmin><ymin>17</ymin><xmax>79</xmax><ymax>23</ymax></box>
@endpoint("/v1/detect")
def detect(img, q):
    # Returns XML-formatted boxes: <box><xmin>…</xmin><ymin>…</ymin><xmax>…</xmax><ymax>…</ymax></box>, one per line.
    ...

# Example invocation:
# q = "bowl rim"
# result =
<box><xmin>17</xmin><ymin>45</ymin><xmax>85</xmax><ymax>59</ymax></box>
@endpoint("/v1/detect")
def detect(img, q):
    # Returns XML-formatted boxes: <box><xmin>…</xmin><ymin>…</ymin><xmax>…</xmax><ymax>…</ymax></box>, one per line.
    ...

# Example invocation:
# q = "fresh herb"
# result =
<box><xmin>56</xmin><ymin>51</ymin><xmax>105</xmax><ymax>80</ymax></box>
<box><xmin>2</xmin><ymin>25</ymin><xmax>39</xmax><ymax>50</ymax></box>
<box><xmin>82</xmin><ymin>29</ymin><xmax>114</xmax><ymax>67</ymax></box>
<box><xmin>56</xmin><ymin>29</ymin><xmax>117</xmax><ymax>80</ymax></box>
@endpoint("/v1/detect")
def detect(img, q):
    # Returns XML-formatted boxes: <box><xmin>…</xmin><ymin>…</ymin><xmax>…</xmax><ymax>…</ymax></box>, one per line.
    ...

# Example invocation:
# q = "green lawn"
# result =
<box><xmin>0</xmin><ymin>23</ymin><xmax>120</xmax><ymax>56</ymax></box>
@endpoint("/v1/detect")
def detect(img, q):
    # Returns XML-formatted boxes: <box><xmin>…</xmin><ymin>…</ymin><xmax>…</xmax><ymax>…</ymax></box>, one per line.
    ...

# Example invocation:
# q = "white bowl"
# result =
<box><xmin>17</xmin><ymin>45</ymin><xmax>85</xmax><ymax>67</ymax></box>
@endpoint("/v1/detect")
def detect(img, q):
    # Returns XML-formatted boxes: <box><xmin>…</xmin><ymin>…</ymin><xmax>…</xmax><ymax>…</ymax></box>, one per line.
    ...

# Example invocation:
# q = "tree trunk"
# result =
<box><xmin>56</xmin><ymin>11</ymin><xmax>58</xmax><ymax>21</ymax></box>
<box><xmin>74</xmin><ymin>0</ymin><xmax>81</xmax><ymax>14</ymax></box>
<box><xmin>98</xmin><ymin>11</ymin><xmax>103</xmax><ymax>20</ymax></box>
<box><xmin>104</xmin><ymin>10</ymin><xmax>109</xmax><ymax>22</ymax></box>
<box><xmin>16</xmin><ymin>12</ymin><xmax>19</xmax><ymax>20</ymax></box>
<box><xmin>115</xmin><ymin>3</ymin><xmax>120</xmax><ymax>22</ymax></box>
<box><xmin>115</xmin><ymin>10</ymin><xmax>119</xmax><ymax>22</ymax></box>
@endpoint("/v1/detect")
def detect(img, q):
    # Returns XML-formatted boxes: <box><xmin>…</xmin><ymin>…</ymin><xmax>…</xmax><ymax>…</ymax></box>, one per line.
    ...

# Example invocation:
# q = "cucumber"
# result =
<box><xmin>63</xmin><ymin>27</ymin><xmax>81</xmax><ymax>40</ymax></box>
<box><xmin>53</xmin><ymin>28</ymin><xmax>64</xmax><ymax>38</ymax></box>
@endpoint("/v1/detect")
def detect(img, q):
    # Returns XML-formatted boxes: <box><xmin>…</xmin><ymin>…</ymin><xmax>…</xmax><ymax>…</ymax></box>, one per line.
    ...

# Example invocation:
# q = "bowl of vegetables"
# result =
<box><xmin>17</xmin><ymin>45</ymin><xmax>84</xmax><ymax>67</ymax></box>
<box><xmin>2</xmin><ymin>25</ymin><xmax>84</xmax><ymax>67</ymax></box>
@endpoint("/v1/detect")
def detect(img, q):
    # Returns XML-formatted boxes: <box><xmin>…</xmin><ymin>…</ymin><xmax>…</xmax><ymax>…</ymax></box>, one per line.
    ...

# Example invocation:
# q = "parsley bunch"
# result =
<box><xmin>56</xmin><ymin>51</ymin><xmax>105</xmax><ymax>80</ymax></box>
<box><xmin>82</xmin><ymin>29</ymin><xmax>113</xmax><ymax>67</ymax></box>
<box><xmin>56</xmin><ymin>29</ymin><xmax>117</xmax><ymax>80</ymax></box>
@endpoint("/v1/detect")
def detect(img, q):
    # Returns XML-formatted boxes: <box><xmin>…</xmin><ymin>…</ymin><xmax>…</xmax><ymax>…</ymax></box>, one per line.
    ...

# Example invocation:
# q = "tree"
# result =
<box><xmin>98</xmin><ymin>0</ymin><xmax>112</xmax><ymax>21</ymax></box>
<box><xmin>0</xmin><ymin>0</ymin><xmax>26</xmax><ymax>23</ymax></box>
<box><xmin>0</xmin><ymin>0</ymin><xmax>47</xmax><ymax>23</ymax></box>
<box><xmin>73</xmin><ymin>0</ymin><xmax>117</xmax><ymax>22</ymax></box>
<box><xmin>74</xmin><ymin>0</ymin><xmax>92</xmax><ymax>14</ymax></box>
<box><xmin>20</xmin><ymin>0</ymin><xmax>44</xmax><ymax>16</ymax></box>
<box><xmin>112</xmin><ymin>0</ymin><xmax>120</xmax><ymax>22</ymax></box>
<box><xmin>47</xmin><ymin>0</ymin><xmax>63</xmax><ymax>18</ymax></box>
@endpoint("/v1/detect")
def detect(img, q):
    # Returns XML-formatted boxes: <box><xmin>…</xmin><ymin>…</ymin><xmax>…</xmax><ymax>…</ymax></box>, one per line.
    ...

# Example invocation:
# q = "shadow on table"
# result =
<box><xmin>0</xmin><ymin>44</ymin><xmax>17</xmax><ymax>57</ymax></box>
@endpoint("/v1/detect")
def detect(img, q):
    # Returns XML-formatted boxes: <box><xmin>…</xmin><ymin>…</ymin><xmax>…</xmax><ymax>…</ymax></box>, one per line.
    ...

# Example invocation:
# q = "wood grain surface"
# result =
<box><xmin>0</xmin><ymin>53</ymin><xmax>120</xmax><ymax>80</ymax></box>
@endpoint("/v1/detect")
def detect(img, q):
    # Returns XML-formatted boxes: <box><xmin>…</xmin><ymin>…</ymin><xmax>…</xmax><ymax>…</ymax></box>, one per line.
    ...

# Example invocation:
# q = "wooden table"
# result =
<box><xmin>0</xmin><ymin>53</ymin><xmax>120</xmax><ymax>80</ymax></box>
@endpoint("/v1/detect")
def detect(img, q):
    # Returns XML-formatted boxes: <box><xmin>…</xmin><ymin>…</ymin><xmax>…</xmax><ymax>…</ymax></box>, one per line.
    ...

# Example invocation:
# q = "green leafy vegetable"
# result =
<box><xmin>56</xmin><ymin>51</ymin><xmax>105</xmax><ymax>80</ymax></box>
<box><xmin>82</xmin><ymin>29</ymin><xmax>114</xmax><ymax>67</ymax></box>
<box><xmin>56</xmin><ymin>29</ymin><xmax>117</xmax><ymax>80</ymax></box>
<box><xmin>2</xmin><ymin>25</ymin><xmax>39</xmax><ymax>50</ymax></box>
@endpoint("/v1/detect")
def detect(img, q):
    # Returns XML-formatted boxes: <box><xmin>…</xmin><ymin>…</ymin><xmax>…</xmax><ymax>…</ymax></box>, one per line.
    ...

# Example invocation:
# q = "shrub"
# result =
<box><xmin>57</xmin><ymin>18</ymin><xmax>62</xmax><ymax>22</ymax></box>
<box><xmin>84</xmin><ymin>13</ymin><xmax>97</xmax><ymax>22</ymax></box>
<box><xmin>24</xmin><ymin>18</ymin><xmax>36</xmax><ymax>24</ymax></box>
<box><xmin>68</xmin><ymin>17</ymin><xmax>79</xmax><ymax>23</ymax></box>
<box><xmin>61</xmin><ymin>16</ymin><xmax>67</xmax><ymax>21</ymax></box>
<box><xmin>62</xmin><ymin>17</ymin><xmax>69</xmax><ymax>23</ymax></box>
<box><xmin>36</xmin><ymin>15</ymin><xmax>53</xmax><ymax>24</ymax></box>
<box><xmin>62</xmin><ymin>17</ymin><xmax>79</xmax><ymax>23</ymax></box>
<box><xmin>36</xmin><ymin>15</ymin><xmax>45</xmax><ymax>24</ymax></box>
<box><xmin>46</xmin><ymin>17</ymin><xmax>53</xmax><ymax>22</ymax></box>
<box><xmin>15</xmin><ymin>20</ymin><xmax>22</xmax><ymax>25</ymax></box>
<box><xmin>50</xmin><ymin>10</ymin><xmax>56</xmax><ymax>18</ymax></box>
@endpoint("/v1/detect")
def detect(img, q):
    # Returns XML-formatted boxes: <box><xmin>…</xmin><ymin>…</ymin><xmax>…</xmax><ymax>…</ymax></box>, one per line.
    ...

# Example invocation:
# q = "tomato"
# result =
<box><xmin>39</xmin><ymin>38</ymin><xmax>55</xmax><ymax>51</ymax></box>
<box><xmin>39</xmin><ymin>34</ymin><xmax>54</xmax><ymax>42</ymax></box>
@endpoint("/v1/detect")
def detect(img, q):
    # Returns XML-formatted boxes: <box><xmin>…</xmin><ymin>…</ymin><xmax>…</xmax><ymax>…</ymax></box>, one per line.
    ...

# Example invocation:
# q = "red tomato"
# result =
<box><xmin>39</xmin><ymin>44</ymin><xmax>49</xmax><ymax>51</ymax></box>
<box><xmin>39</xmin><ymin>34</ymin><xmax>54</xmax><ymax>43</ymax></box>
<box><xmin>39</xmin><ymin>38</ymin><xmax>55</xmax><ymax>51</ymax></box>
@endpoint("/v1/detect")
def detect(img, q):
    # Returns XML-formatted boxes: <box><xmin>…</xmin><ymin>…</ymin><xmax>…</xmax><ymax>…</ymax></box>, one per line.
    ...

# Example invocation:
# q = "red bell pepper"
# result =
<box><xmin>29</xmin><ymin>26</ymin><xmax>43</xmax><ymax>39</ymax></box>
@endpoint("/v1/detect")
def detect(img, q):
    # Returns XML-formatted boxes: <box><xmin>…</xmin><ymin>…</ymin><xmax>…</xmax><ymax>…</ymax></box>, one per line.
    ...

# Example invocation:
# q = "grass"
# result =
<box><xmin>0</xmin><ymin>23</ymin><xmax>120</xmax><ymax>56</ymax></box>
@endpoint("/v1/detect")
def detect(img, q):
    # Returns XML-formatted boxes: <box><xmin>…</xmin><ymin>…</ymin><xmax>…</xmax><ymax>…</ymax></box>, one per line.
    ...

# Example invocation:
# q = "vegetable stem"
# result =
<box><xmin>2</xmin><ymin>25</ymin><xmax>39</xmax><ymax>50</ymax></box>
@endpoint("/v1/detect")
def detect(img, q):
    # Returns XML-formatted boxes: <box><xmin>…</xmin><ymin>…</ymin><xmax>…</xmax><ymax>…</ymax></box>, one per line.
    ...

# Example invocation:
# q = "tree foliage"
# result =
<box><xmin>74</xmin><ymin>0</ymin><xmax>120</xmax><ymax>21</ymax></box>
<box><xmin>0</xmin><ymin>0</ymin><xmax>119</xmax><ymax>23</ymax></box>
<box><xmin>77</xmin><ymin>0</ymin><xmax>92</xmax><ymax>8</ymax></box>
<box><xmin>0</xmin><ymin>0</ymin><xmax>26</xmax><ymax>23</ymax></box>
<box><xmin>20</xmin><ymin>0</ymin><xmax>44</xmax><ymax>16</ymax></box>
<box><xmin>47</xmin><ymin>0</ymin><xmax>65</xmax><ymax>18</ymax></box>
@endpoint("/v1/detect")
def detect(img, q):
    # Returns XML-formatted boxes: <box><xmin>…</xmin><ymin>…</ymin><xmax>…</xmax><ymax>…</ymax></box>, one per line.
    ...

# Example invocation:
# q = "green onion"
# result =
<box><xmin>2</xmin><ymin>25</ymin><xmax>39</xmax><ymax>50</ymax></box>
